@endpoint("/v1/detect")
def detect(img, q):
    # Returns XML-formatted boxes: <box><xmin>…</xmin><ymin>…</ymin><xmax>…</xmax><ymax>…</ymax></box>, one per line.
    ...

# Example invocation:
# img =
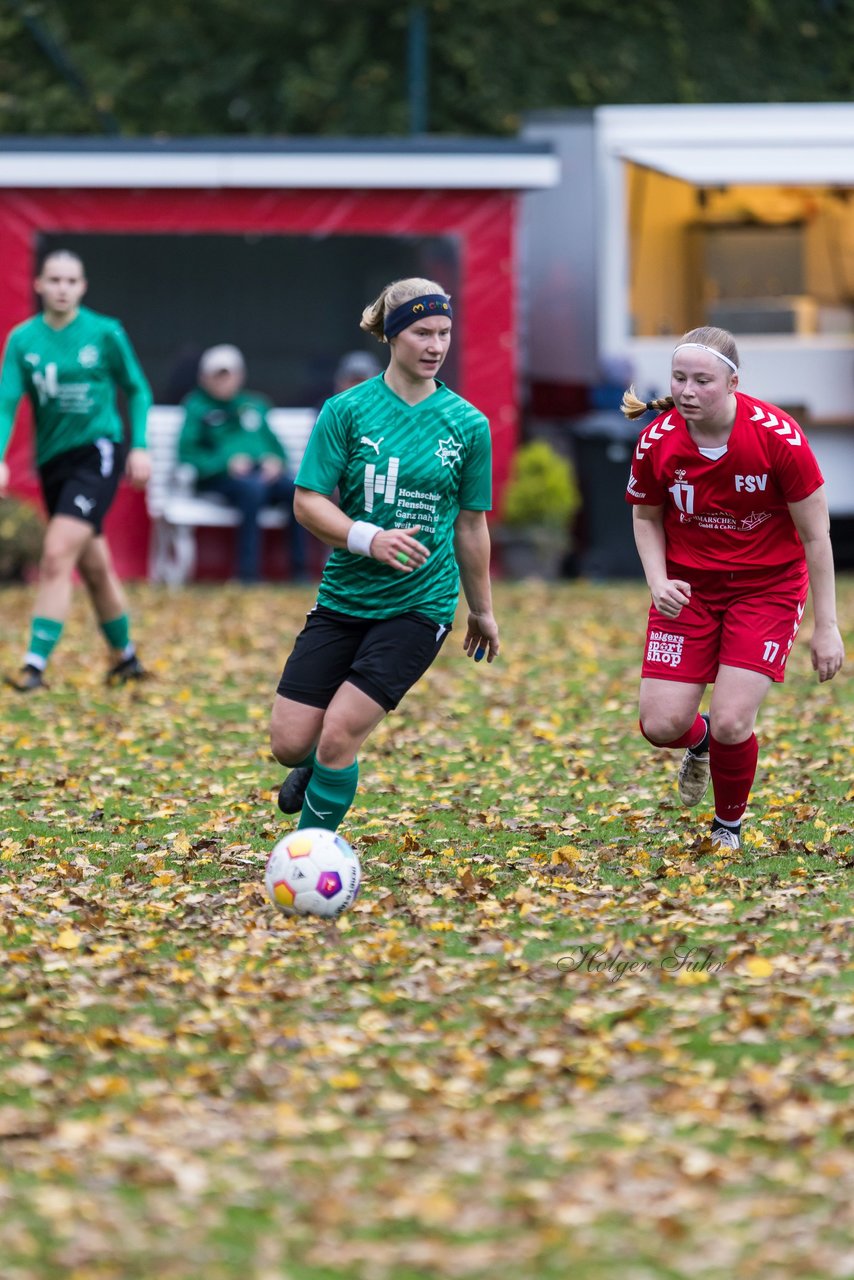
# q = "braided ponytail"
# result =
<box><xmin>620</xmin><ymin>385</ymin><xmax>674</xmax><ymax>421</ymax></box>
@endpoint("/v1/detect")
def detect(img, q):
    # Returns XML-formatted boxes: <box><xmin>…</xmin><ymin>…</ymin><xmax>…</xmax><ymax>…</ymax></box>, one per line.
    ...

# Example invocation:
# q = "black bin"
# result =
<box><xmin>569</xmin><ymin>412</ymin><xmax>644</xmax><ymax>580</ymax></box>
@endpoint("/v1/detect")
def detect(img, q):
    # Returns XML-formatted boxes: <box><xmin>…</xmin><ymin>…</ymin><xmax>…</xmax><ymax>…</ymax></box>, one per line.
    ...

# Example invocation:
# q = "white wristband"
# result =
<box><xmin>347</xmin><ymin>520</ymin><xmax>382</xmax><ymax>557</ymax></box>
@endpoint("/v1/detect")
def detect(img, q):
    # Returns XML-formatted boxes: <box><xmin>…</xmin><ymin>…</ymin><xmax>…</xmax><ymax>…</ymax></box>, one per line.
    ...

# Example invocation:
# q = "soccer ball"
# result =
<box><xmin>264</xmin><ymin>827</ymin><xmax>361</xmax><ymax>919</ymax></box>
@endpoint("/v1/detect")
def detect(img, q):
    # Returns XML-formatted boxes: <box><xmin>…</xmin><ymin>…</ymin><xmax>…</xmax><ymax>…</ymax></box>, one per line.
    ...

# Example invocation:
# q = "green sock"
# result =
<box><xmin>26</xmin><ymin>616</ymin><xmax>64</xmax><ymax>667</ymax></box>
<box><xmin>298</xmin><ymin>759</ymin><xmax>359</xmax><ymax>833</ymax></box>
<box><xmin>100</xmin><ymin>613</ymin><xmax>132</xmax><ymax>654</ymax></box>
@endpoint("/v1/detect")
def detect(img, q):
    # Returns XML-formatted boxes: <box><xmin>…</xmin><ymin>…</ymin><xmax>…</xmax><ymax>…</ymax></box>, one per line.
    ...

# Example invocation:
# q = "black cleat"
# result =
<box><xmin>106</xmin><ymin>653</ymin><xmax>148</xmax><ymax>686</ymax></box>
<box><xmin>277</xmin><ymin>766</ymin><xmax>313</xmax><ymax>814</ymax></box>
<box><xmin>6</xmin><ymin>663</ymin><xmax>47</xmax><ymax>692</ymax></box>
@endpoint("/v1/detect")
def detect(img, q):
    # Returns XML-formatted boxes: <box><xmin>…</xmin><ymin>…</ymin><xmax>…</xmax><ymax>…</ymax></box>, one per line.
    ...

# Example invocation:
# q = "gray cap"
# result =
<box><xmin>199</xmin><ymin>344</ymin><xmax>245</xmax><ymax>376</ymax></box>
<box><xmin>335</xmin><ymin>350</ymin><xmax>382</xmax><ymax>383</ymax></box>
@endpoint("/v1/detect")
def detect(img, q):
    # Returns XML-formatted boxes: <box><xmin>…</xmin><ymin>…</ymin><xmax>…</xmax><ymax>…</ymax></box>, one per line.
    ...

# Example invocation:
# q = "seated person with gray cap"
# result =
<box><xmin>178</xmin><ymin>344</ymin><xmax>309</xmax><ymax>584</ymax></box>
<box><xmin>332</xmin><ymin>350</ymin><xmax>382</xmax><ymax>394</ymax></box>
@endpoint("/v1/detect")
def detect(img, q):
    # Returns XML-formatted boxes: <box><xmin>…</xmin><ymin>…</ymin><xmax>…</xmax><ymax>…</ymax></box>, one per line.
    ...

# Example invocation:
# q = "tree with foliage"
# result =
<box><xmin>1</xmin><ymin>0</ymin><xmax>853</xmax><ymax>137</ymax></box>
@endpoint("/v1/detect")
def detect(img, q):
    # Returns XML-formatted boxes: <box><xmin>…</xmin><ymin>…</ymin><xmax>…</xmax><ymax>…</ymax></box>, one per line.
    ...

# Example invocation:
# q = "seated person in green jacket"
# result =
<box><xmin>178</xmin><ymin>345</ymin><xmax>308</xmax><ymax>583</ymax></box>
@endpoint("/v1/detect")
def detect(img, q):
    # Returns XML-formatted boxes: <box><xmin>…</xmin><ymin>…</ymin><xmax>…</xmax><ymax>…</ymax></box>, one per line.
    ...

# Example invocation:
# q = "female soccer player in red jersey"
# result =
<box><xmin>622</xmin><ymin>326</ymin><xmax>844</xmax><ymax>850</ymax></box>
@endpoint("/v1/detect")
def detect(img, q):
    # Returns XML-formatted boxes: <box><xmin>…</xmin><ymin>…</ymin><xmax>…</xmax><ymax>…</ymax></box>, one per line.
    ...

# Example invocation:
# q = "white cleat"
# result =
<box><xmin>678</xmin><ymin>745</ymin><xmax>710</xmax><ymax>807</ymax></box>
<box><xmin>710</xmin><ymin>826</ymin><xmax>740</xmax><ymax>851</ymax></box>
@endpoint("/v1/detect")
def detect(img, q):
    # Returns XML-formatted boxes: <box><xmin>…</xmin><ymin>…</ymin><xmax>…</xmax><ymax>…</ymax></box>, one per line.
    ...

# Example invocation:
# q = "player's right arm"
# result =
<box><xmin>632</xmin><ymin>504</ymin><xmax>691</xmax><ymax>619</ymax></box>
<box><xmin>293</xmin><ymin>487</ymin><xmax>428</xmax><ymax>574</ymax></box>
<box><xmin>0</xmin><ymin>331</ymin><xmax>26</xmax><ymax>497</ymax></box>
<box><xmin>295</xmin><ymin>400</ymin><xmax>430</xmax><ymax>571</ymax></box>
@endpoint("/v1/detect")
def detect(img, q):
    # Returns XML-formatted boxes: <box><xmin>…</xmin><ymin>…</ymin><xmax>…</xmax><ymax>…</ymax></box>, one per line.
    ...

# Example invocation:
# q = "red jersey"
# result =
<box><xmin>624</xmin><ymin>393</ymin><xmax>824</xmax><ymax>572</ymax></box>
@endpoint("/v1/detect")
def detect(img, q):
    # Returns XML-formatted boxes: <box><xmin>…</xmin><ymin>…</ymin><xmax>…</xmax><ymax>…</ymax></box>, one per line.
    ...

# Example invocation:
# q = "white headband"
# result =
<box><xmin>673</xmin><ymin>342</ymin><xmax>738</xmax><ymax>373</ymax></box>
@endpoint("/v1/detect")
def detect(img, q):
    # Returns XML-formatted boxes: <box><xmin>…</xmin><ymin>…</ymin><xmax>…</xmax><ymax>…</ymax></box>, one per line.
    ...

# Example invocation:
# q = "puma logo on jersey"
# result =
<box><xmin>735</xmin><ymin>474</ymin><xmax>768</xmax><ymax>492</ymax></box>
<box><xmin>360</xmin><ymin>435</ymin><xmax>384</xmax><ymax>455</ymax></box>
<box><xmin>73</xmin><ymin>494</ymin><xmax>95</xmax><ymax>515</ymax></box>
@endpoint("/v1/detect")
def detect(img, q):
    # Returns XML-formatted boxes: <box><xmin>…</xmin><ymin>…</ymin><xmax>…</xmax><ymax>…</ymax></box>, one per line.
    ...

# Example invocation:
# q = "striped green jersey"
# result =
<box><xmin>0</xmin><ymin>306</ymin><xmax>152</xmax><ymax>467</ymax></box>
<box><xmin>297</xmin><ymin>375</ymin><xmax>492</xmax><ymax>622</ymax></box>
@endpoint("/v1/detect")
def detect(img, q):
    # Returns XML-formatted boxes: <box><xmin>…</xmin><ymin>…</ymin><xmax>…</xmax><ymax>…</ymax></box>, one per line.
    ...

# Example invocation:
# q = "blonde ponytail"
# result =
<box><xmin>620</xmin><ymin>385</ymin><xmax>674</xmax><ymax>421</ymax></box>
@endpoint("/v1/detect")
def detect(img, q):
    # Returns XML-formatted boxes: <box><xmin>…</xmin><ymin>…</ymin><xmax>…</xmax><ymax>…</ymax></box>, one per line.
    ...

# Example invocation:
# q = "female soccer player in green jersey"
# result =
<box><xmin>0</xmin><ymin>250</ymin><xmax>152</xmax><ymax>691</ymax></box>
<box><xmin>270</xmin><ymin>276</ymin><xmax>500</xmax><ymax>834</ymax></box>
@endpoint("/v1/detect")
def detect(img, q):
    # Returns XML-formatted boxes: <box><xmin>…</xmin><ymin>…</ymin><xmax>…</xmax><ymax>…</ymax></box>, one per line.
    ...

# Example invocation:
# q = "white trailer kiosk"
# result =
<box><xmin>522</xmin><ymin>104</ymin><xmax>854</xmax><ymax>538</ymax></box>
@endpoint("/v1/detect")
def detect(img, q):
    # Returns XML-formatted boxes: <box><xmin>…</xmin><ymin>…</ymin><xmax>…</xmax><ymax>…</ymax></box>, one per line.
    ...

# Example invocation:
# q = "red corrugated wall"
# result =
<box><xmin>0</xmin><ymin>187</ymin><xmax>519</xmax><ymax>579</ymax></box>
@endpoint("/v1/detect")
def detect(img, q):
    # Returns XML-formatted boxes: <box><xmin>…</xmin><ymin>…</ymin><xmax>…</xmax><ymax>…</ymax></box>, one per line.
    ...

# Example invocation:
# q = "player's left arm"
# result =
<box><xmin>454</xmin><ymin>508</ymin><xmax>499</xmax><ymax>663</ymax></box>
<box><xmin>108</xmin><ymin>324</ymin><xmax>153</xmax><ymax>488</ymax></box>
<box><xmin>788</xmin><ymin>485</ymin><xmax>844</xmax><ymax>682</ymax></box>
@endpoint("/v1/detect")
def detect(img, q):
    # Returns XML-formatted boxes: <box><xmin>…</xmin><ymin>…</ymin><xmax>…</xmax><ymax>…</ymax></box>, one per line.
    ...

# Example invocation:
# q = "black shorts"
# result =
<box><xmin>39</xmin><ymin>439</ymin><xmax>125</xmax><ymax>534</ymax></box>
<box><xmin>277</xmin><ymin>604</ymin><xmax>452</xmax><ymax>713</ymax></box>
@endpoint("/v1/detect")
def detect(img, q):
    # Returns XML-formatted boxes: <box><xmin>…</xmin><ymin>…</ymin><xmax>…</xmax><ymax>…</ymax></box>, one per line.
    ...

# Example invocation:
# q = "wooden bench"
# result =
<box><xmin>145</xmin><ymin>404</ymin><xmax>317</xmax><ymax>584</ymax></box>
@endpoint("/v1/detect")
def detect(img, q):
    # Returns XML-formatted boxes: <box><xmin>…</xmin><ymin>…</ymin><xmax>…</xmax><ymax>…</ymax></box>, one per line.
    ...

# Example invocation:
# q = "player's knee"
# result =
<box><xmin>315</xmin><ymin>722</ymin><xmax>358</xmax><ymax>770</ymax></box>
<box><xmin>40</xmin><ymin>544</ymin><xmax>76</xmax><ymax>581</ymax></box>
<box><xmin>708</xmin><ymin>711</ymin><xmax>753</xmax><ymax>744</ymax></box>
<box><xmin>270</xmin><ymin>731</ymin><xmax>307</xmax><ymax>767</ymax></box>
<box><xmin>639</xmin><ymin>712</ymin><xmax>689</xmax><ymax>745</ymax></box>
<box><xmin>78</xmin><ymin>558</ymin><xmax>110</xmax><ymax>592</ymax></box>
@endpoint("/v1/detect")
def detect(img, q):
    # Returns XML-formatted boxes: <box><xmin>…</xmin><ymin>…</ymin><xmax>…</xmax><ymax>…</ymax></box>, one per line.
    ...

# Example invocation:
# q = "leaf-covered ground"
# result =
<box><xmin>1</xmin><ymin>577</ymin><xmax>852</xmax><ymax>1280</ymax></box>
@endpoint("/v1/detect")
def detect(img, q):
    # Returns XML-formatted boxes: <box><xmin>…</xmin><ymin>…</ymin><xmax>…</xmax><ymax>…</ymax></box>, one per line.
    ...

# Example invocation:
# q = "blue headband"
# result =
<box><xmin>383</xmin><ymin>294</ymin><xmax>453</xmax><ymax>339</ymax></box>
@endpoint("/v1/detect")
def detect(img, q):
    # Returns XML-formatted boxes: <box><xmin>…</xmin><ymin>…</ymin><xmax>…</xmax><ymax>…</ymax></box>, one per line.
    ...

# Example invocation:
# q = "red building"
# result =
<box><xmin>0</xmin><ymin>137</ymin><xmax>558</xmax><ymax>577</ymax></box>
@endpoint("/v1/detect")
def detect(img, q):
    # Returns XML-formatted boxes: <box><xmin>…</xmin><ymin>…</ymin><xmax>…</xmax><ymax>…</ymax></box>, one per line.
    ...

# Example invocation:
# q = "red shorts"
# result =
<box><xmin>641</xmin><ymin>561</ymin><xmax>809</xmax><ymax>685</ymax></box>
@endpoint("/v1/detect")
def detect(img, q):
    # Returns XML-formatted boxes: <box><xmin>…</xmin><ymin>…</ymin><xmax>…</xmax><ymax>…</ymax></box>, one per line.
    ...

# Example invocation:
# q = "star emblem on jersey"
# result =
<box><xmin>435</xmin><ymin>437</ymin><xmax>462</xmax><ymax>467</ymax></box>
<box><xmin>78</xmin><ymin>345</ymin><xmax>100</xmax><ymax>368</ymax></box>
<box><xmin>239</xmin><ymin>408</ymin><xmax>262</xmax><ymax>431</ymax></box>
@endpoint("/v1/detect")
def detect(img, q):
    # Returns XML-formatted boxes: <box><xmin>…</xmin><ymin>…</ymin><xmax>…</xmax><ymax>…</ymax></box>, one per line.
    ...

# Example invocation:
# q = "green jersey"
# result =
<box><xmin>0</xmin><ymin>306</ymin><xmax>152</xmax><ymax>468</ymax></box>
<box><xmin>178</xmin><ymin>388</ymin><xmax>285</xmax><ymax>481</ymax></box>
<box><xmin>297</xmin><ymin>375</ymin><xmax>492</xmax><ymax>622</ymax></box>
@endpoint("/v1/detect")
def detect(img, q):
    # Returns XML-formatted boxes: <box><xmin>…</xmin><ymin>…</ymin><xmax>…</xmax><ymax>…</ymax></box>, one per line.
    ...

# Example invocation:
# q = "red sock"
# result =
<box><xmin>710</xmin><ymin>733</ymin><xmax>758</xmax><ymax>825</ymax></box>
<box><xmin>639</xmin><ymin>713</ymin><xmax>707</xmax><ymax>750</ymax></box>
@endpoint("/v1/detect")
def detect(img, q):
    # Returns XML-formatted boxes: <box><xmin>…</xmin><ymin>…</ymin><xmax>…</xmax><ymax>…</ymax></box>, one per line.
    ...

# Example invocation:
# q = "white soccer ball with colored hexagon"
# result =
<box><xmin>265</xmin><ymin>828</ymin><xmax>361</xmax><ymax>918</ymax></box>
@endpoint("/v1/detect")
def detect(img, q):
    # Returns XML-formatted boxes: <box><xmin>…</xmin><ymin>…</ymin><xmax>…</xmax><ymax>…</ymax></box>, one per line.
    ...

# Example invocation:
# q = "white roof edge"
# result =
<box><xmin>595</xmin><ymin>103</ymin><xmax>854</xmax><ymax>187</ymax></box>
<box><xmin>618</xmin><ymin>144</ymin><xmax>854</xmax><ymax>186</ymax></box>
<box><xmin>0</xmin><ymin>151</ymin><xmax>560</xmax><ymax>190</ymax></box>
<box><xmin>596</xmin><ymin>102</ymin><xmax>854</xmax><ymax>145</ymax></box>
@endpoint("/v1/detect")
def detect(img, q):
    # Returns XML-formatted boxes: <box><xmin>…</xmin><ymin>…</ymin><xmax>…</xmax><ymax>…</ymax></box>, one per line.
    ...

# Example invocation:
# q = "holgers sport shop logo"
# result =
<box><xmin>647</xmin><ymin>629</ymin><xmax>684</xmax><ymax>668</ymax></box>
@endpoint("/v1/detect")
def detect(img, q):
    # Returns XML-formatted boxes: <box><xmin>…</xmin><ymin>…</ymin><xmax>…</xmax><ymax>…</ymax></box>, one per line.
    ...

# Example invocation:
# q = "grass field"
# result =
<box><xmin>1</xmin><ymin>576</ymin><xmax>852</xmax><ymax>1280</ymax></box>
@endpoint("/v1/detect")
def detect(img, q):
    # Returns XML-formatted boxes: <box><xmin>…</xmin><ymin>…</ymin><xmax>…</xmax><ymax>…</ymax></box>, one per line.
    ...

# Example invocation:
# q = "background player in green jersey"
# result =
<box><xmin>0</xmin><ymin>250</ymin><xmax>152</xmax><ymax>691</ymax></box>
<box><xmin>270</xmin><ymin>276</ymin><xmax>500</xmax><ymax>834</ymax></box>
